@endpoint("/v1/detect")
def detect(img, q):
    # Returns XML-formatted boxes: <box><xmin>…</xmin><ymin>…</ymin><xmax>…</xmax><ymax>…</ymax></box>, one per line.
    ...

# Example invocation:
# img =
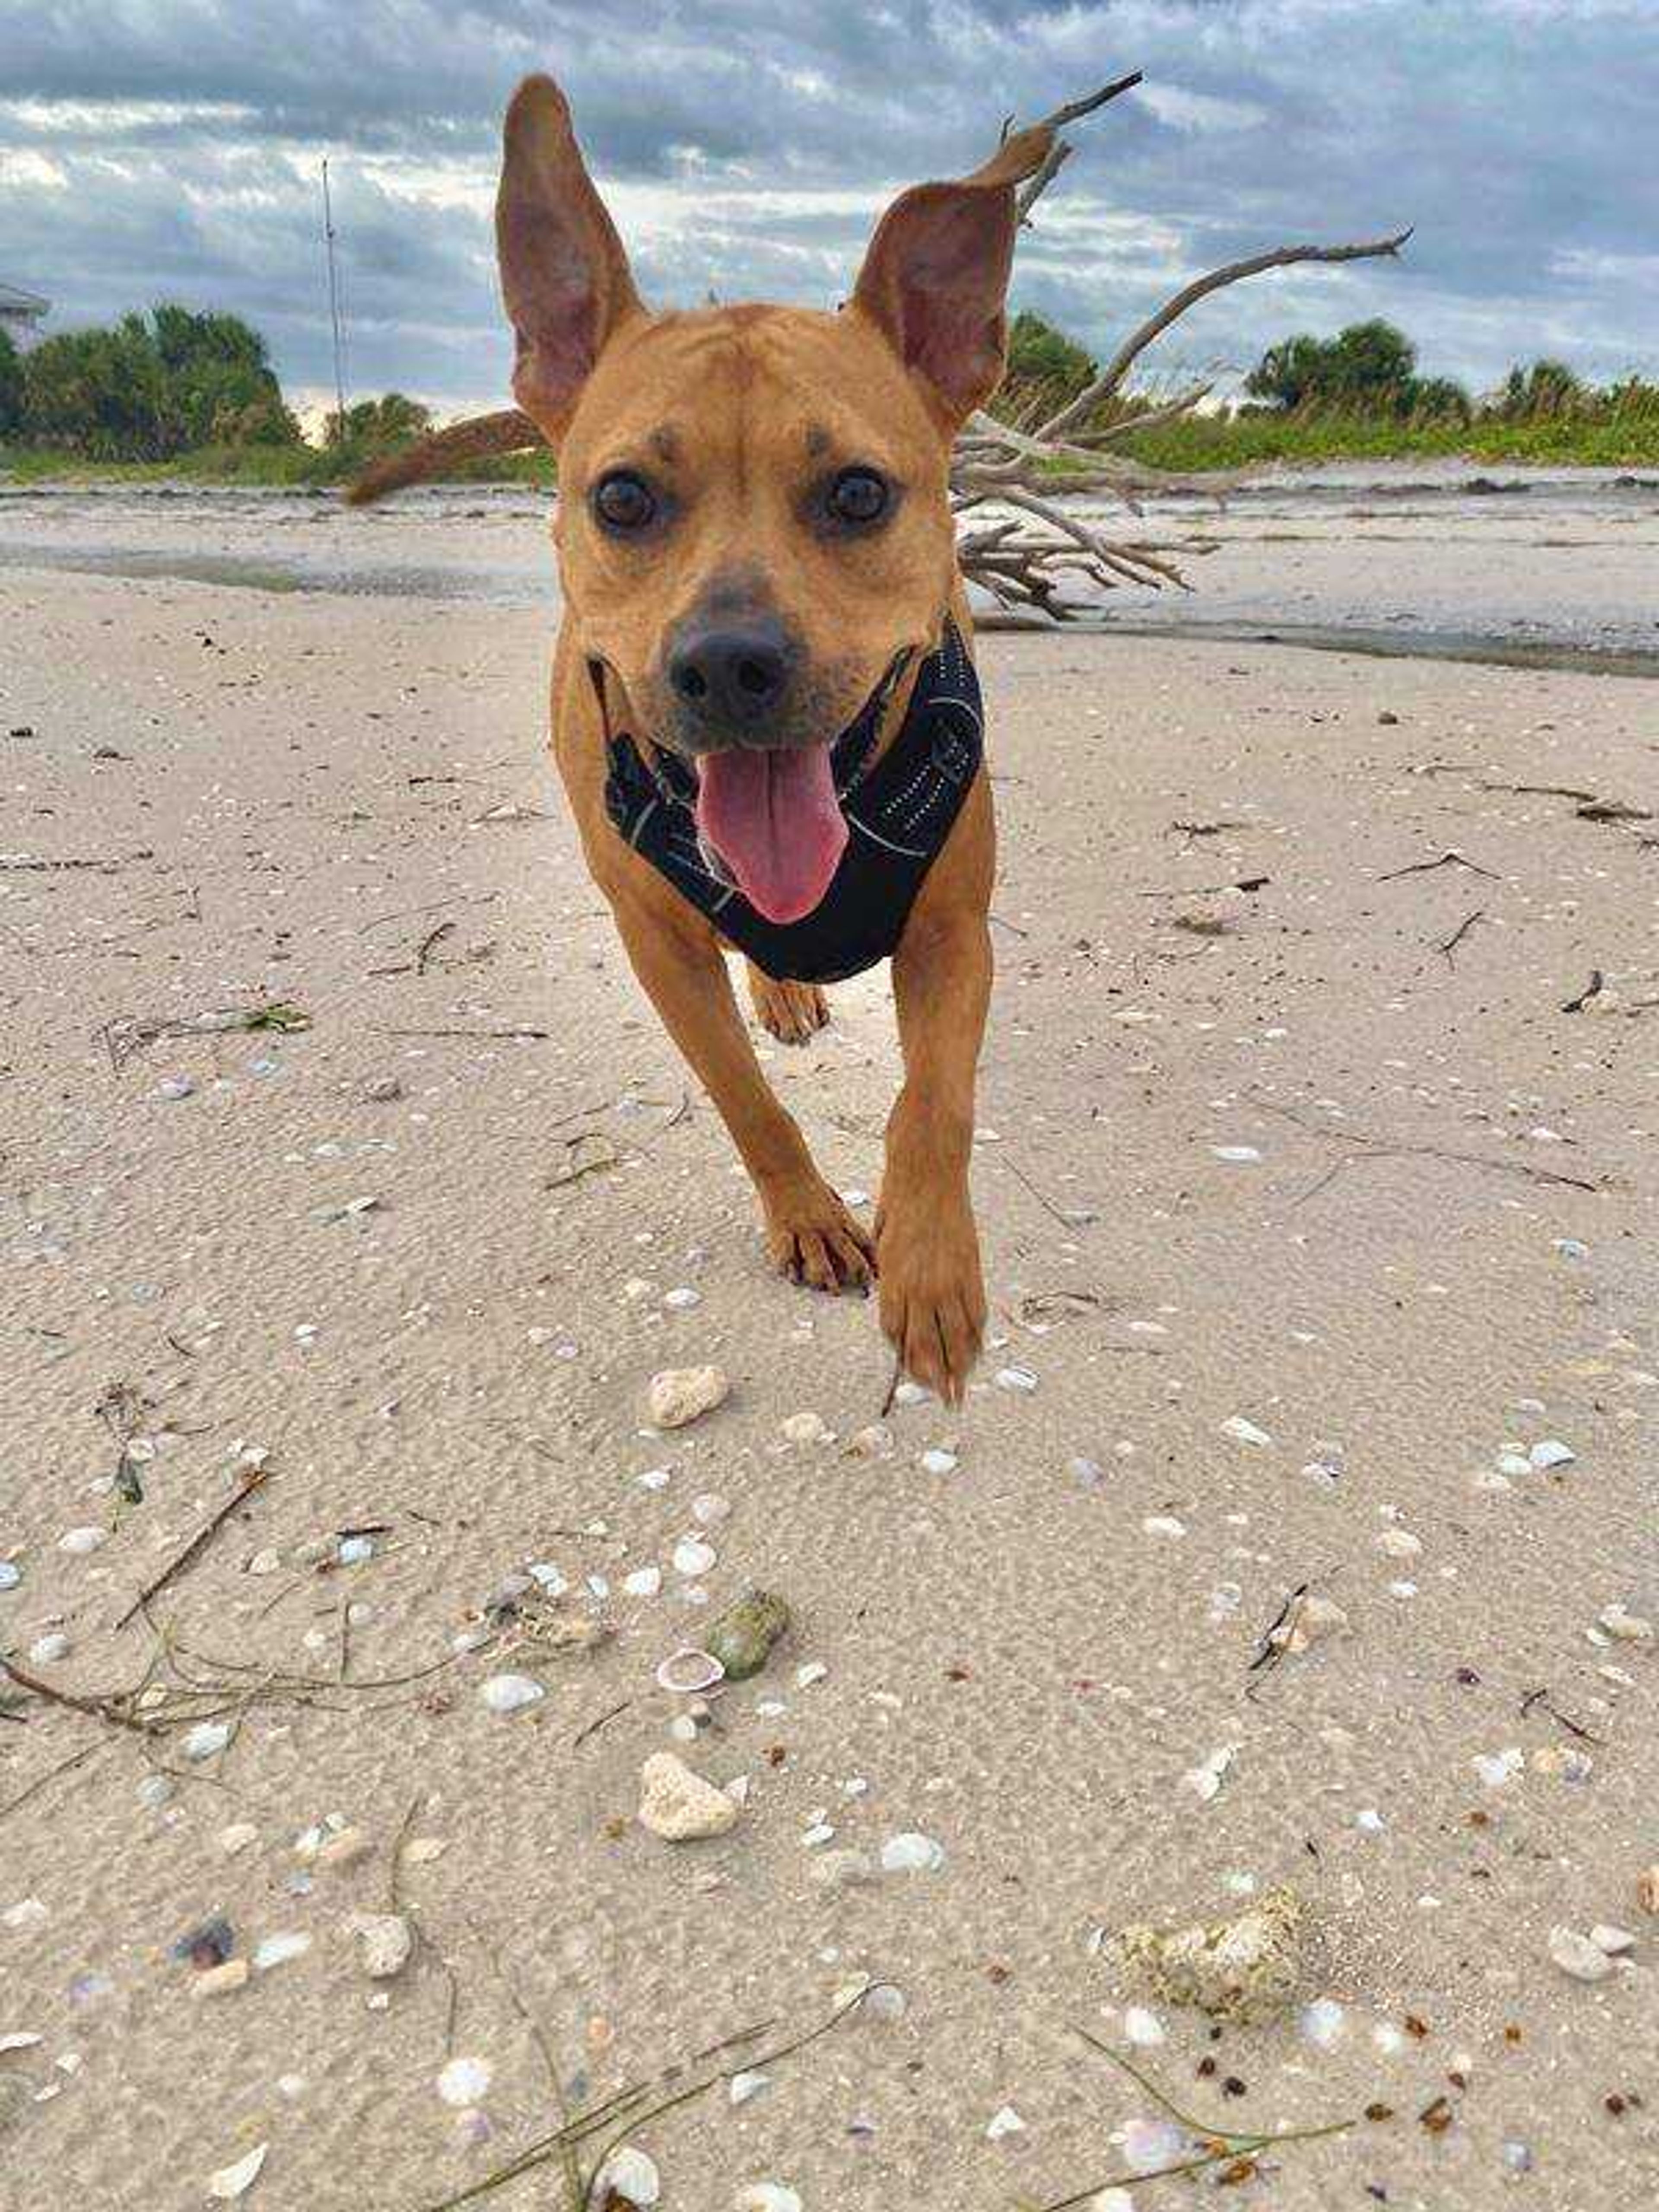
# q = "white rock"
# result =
<box><xmin>480</xmin><ymin>1674</ymin><xmax>544</xmax><ymax>1715</ymax></box>
<box><xmin>1142</xmin><ymin>1515</ymin><xmax>1185</xmax><ymax>1540</ymax></box>
<box><xmin>353</xmin><ymin>1912</ymin><xmax>414</xmax><ymax>1979</ymax></box>
<box><xmin>594</xmin><ymin>2145</ymin><xmax>660</xmax><ymax>2206</ymax></box>
<box><xmin>1530</xmin><ymin>1439</ymin><xmax>1576</xmax><ymax>1470</ymax></box>
<box><xmin>879</xmin><ymin>1831</ymin><xmax>944</xmax><ymax>1873</ymax></box>
<box><xmin>1590</xmin><ymin>1923</ymin><xmax>1636</xmax><ymax>1956</ymax></box>
<box><xmin>671</xmin><ymin>1536</ymin><xmax>717</xmax><ymax>1577</ymax></box>
<box><xmin>780</xmin><ymin>1411</ymin><xmax>830</xmax><ymax>1444</ymax></box>
<box><xmin>206</xmin><ymin>2143</ymin><xmax>267</xmax><ymax>2200</ymax></box>
<box><xmin>1270</xmin><ymin>1593</ymin><xmax>1349</xmax><ymax>1655</ymax></box>
<box><xmin>58</xmin><ymin>1526</ymin><xmax>107</xmax><ymax>1556</ymax></box>
<box><xmin>0</xmin><ymin>1562</ymin><xmax>20</xmax><ymax>1592</ymax></box>
<box><xmin>647</xmin><ymin>1365</ymin><xmax>729</xmax><ymax>1429</ymax></box>
<box><xmin>1122</xmin><ymin>2005</ymin><xmax>1165</xmax><ymax>2047</ymax></box>
<box><xmin>918</xmin><ymin>1447</ymin><xmax>958</xmax><ymax>1475</ymax></box>
<box><xmin>183</xmin><ymin>1721</ymin><xmax>232</xmax><ymax>1762</ymax></box>
<box><xmin>437</xmin><ymin>2055</ymin><xmax>492</xmax><ymax>2107</ymax></box>
<box><xmin>1123</xmin><ymin>2117</ymin><xmax>1187</xmax><ymax>2170</ymax></box>
<box><xmin>624</xmin><ymin>1566</ymin><xmax>662</xmax><ymax>1598</ymax></box>
<box><xmin>1549</xmin><ymin>1926</ymin><xmax>1614</xmax><ymax>1981</ymax></box>
<box><xmin>637</xmin><ymin>1752</ymin><xmax>739</xmax><ymax>1841</ymax></box>
<box><xmin>986</xmin><ymin>2104</ymin><xmax>1025</xmax><ymax>2140</ymax></box>
<box><xmin>2</xmin><ymin>1899</ymin><xmax>47</xmax><ymax>1931</ymax></box>
<box><xmin>27</xmin><ymin>1633</ymin><xmax>69</xmax><ymax>1664</ymax></box>
<box><xmin>729</xmin><ymin>2070</ymin><xmax>770</xmax><ymax>2107</ymax></box>
<box><xmin>995</xmin><ymin>1366</ymin><xmax>1038</xmax><ymax>1393</ymax></box>
<box><xmin>1211</xmin><ymin>1145</ymin><xmax>1262</xmax><ymax>1163</ymax></box>
<box><xmin>663</xmin><ymin>1286</ymin><xmax>701</xmax><ymax>1310</ymax></box>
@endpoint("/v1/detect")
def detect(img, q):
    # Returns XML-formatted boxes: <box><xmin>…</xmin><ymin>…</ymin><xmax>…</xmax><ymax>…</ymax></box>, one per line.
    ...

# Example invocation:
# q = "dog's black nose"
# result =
<box><xmin>667</xmin><ymin>622</ymin><xmax>791</xmax><ymax>732</ymax></box>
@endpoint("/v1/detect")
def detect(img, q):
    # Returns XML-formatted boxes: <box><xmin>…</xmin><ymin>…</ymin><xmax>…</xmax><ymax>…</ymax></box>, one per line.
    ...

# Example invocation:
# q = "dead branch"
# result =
<box><xmin>113</xmin><ymin>1465</ymin><xmax>270</xmax><ymax>1631</ymax></box>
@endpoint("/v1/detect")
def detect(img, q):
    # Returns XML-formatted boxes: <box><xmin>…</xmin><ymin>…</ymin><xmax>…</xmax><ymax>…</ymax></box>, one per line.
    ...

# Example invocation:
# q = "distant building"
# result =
<box><xmin>0</xmin><ymin>283</ymin><xmax>50</xmax><ymax>351</ymax></box>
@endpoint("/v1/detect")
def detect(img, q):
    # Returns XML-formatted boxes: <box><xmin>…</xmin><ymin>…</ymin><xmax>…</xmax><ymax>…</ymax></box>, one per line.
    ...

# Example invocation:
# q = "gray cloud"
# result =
<box><xmin>2</xmin><ymin>1</ymin><xmax>1656</xmax><ymax>411</ymax></box>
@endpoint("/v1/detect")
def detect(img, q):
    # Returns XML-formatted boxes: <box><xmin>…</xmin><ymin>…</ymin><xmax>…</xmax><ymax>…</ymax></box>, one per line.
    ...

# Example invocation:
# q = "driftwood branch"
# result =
<box><xmin>345</xmin><ymin>73</ymin><xmax>1407</xmax><ymax>625</ymax></box>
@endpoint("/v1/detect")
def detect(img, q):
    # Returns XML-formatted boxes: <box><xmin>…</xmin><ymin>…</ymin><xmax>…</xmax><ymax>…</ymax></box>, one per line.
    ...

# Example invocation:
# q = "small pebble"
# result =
<box><xmin>58</xmin><ymin>1527</ymin><xmax>108</xmax><ymax>1557</ymax></box>
<box><xmin>27</xmin><ymin>1632</ymin><xmax>69</xmax><ymax>1664</ymax></box>
<box><xmin>437</xmin><ymin>2055</ymin><xmax>492</xmax><ymax>2107</ymax></box>
<box><xmin>780</xmin><ymin>1411</ymin><xmax>830</xmax><ymax>1445</ymax></box>
<box><xmin>918</xmin><ymin>1447</ymin><xmax>958</xmax><ymax>1476</ymax></box>
<box><xmin>637</xmin><ymin>1752</ymin><xmax>740</xmax><ymax>1841</ymax></box>
<box><xmin>183</xmin><ymin>1721</ymin><xmax>232</xmax><ymax>1762</ymax></box>
<box><xmin>480</xmin><ymin>1675</ymin><xmax>544</xmax><ymax>1715</ymax></box>
<box><xmin>646</xmin><ymin>1366</ymin><xmax>729</xmax><ymax>1429</ymax></box>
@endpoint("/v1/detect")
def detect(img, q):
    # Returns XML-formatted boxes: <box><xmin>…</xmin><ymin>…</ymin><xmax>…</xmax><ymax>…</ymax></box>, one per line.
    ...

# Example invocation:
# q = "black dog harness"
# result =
<box><xmin>602</xmin><ymin>619</ymin><xmax>984</xmax><ymax>985</ymax></box>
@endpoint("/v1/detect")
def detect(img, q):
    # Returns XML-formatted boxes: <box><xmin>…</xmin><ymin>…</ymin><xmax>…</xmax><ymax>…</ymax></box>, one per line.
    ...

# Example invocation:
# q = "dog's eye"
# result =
<box><xmin>826</xmin><ymin>467</ymin><xmax>889</xmax><ymax>527</ymax></box>
<box><xmin>592</xmin><ymin>471</ymin><xmax>657</xmax><ymax>532</ymax></box>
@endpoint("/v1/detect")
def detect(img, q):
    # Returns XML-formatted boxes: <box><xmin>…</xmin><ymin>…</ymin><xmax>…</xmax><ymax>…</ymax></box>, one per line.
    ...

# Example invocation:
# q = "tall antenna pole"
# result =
<box><xmin>320</xmin><ymin>157</ymin><xmax>348</xmax><ymax>442</ymax></box>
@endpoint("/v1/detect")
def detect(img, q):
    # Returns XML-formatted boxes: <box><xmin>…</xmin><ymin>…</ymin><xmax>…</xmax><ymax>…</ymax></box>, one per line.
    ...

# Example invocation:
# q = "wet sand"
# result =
<box><xmin>1</xmin><ymin>534</ymin><xmax>1657</xmax><ymax>2210</ymax></box>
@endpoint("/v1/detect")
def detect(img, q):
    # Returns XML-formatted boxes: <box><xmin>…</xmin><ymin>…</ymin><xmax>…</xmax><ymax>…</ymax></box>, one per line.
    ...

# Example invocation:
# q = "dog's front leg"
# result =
<box><xmin>608</xmin><ymin>892</ymin><xmax>874</xmax><ymax>1291</ymax></box>
<box><xmin>877</xmin><ymin>890</ymin><xmax>992</xmax><ymax>1405</ymax></box>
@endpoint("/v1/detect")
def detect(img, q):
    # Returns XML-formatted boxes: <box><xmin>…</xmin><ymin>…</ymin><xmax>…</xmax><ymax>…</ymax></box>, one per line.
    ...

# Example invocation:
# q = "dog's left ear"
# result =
<box><xmin>851</xmin><ymin>122</ymin><xmax>1054</xmax><ymax>428</ymax></box>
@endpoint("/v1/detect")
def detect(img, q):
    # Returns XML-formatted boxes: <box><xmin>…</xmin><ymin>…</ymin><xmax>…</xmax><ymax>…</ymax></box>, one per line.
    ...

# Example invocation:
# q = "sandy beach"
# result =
<box><xmin>2</xmin><ymin>483</ymin><xmax>1657</xmax><ymax>2210</ymax></box>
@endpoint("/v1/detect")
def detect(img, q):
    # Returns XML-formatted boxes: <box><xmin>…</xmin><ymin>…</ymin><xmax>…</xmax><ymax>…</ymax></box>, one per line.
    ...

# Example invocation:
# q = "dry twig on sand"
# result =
<box><xmin>345</xmin><ymin>75</ymin><xmax>1405</xmax><ymax>621</ymax></box>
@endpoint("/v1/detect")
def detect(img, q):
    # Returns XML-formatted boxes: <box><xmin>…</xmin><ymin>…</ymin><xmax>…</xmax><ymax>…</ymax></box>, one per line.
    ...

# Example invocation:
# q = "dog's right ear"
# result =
<box><xmin>496</xmin><ymin>75</ymin><xmax>645</xmax><ymax>438</ymax></box>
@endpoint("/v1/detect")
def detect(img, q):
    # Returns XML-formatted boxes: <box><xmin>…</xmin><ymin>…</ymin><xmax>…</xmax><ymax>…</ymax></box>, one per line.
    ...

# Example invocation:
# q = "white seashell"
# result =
<box><xmin>1182</xmin><ymin>1744</ymin><xmax>1236</xmax><ymax>1802</ymax></box>
<box><xmin>663</xmin><ymin>1286</ymin><xmax>701</xmax><ymax>1310</ymax></box>
<box><xmin>692</xmin><ymin>1491</ymin><xmax>731</xmax><ymax>1525</ymax></box>
<box><xmin>624</xmin><ymin>1566</ymin><xmax>663</xmax><ymax>1598</ymax></box>
<box><xmin>795</xmin><ymin>1662</ymin><xmax>828</xmax><ymax>1689</ymax></box>
<box><xmin>894</xmin><ymin>1378</ymin><xmax>931</xmax><ymax>1405</ymax></box>
<box><xmin>0</xmin><ymin>1563</ymin><xmax>20</xmax><ymax>1591</ymax></box>
<box><xmin>1270</xmin><ymin>1593</ymin><xmax>1349</xmax><ymax>1655</ymax></box>
<box><xmin>437</xmin><ymin>2055</ymin><xmax>492</xmax><ymax>2107</ymax></box>
<box><xmin>810</xmin><ymin>1849</ymin><xmax>875</xmax><ymax>1890</ymax></box>
<box><xmin>0</xmin><ymin>2033</ymin><xmax>43</xmax><ymax>2053</ymax></box>
<box><xmin>918</xmin><ymin>1447</ymin><xmax>958</xmax><ymax>1475</ymax></box>
<box><xmin>1122</xmin><ymin>2005</ymin><xmax>1165</xmax><ymax>2047</ymax></box>
<box><xmin>527</xmin><ymin>1561</ymin><xmax>569</xmax><ymax>1595</ymax></box>
<box><xmin>1211</xmin><ymin>1144</ymin><xmax>1262</xmax><ymax>1163</ymax></box>
<box><xmin>1530</xmin><ymin>1438</ymin><xmax>1576</xmax><ymax>1470</ymax></box>
<box><xmin>734</xmin><ymin>2187</ymin><xmax>802</xmax><ymax>2212</ymax></box>
<box><xmin>672</xmin><ymin>1536</ymin><xmax>717</xmax><ymax>1577</ymax></box>
<box><xmin>3</xmin><ymin>1899</ymin><xmax>47</xmax><ymax>1930</ymax></box>
<box><xmin>879</xmin><ymin>1831</ymin><xmax>945</xmax><ymax>1873</ymax></box>
<box><xmin>337</xmin><ymin>1535</ymin><xmax>374</xmax><ymax>1565</ymax></box>
<box><xmin>207</xmin><ymin>2143</ymin><xmax>267</xmax><ymax>2200</ymax></box>
<box><xmin>480</xmin><ymin>1674</ymin><xmax>544</xmax><ymax>1715</ymax></box>
<box><xmin>1220</xmin><ymin>1416</ymin><xmax>1272</xmax><ymax>1448</ymax></box>
<box><xmin>1549</xmin><ymin>1926</ymin><xmax>1614</xmax><ymax>1981</ymax></box>
<box><xmin>1496</xmin><ymin>1451</ymin><xmax>1532</xmax><ymax>1478</ymax></box>
<box><xmin>986</xmin><ymin>2104</ymin><xmax>1025</xmax><ymax>2140</ymax></box>
<box><xmin>801</xmin><ymin>1823</ymin><xmax>836</xmax><ymax>1848</ymax></box>
<box><xmin>1599</xmin><ymin>1603</ymin><xmax>1655</xmax><ymax>1643</ymax></box>
<box><xmin>1123</xmin><ymin>2117</ymin><xmax>1187</xmax><ymax>2170</ymax></box>
<box><xmin>595</xmin><ymin>2145</ymin><xmax>660</xmax><ymax>2206</ymax></box>
<box><xmin>846</xmin><ymin>1424</ymin><xmax>893</xmax><ymax>1458</ymax></box>
<box><xmin>729</xmin><ymin>2069</ymin><xmax>771</xmax><ymax>2106</ymax></box>
<box><xmin>183</xmin><ymin>1721</ymin><xmax>232</xmax><ymax>1762</ymax></box>
<box><xmin>995</xmin><ymin>1366</ymin><xmax>1038</xmax><ymax>1393</ymax></box>
<box><xmin>646</xmin><ymin>1365</ymin><xmax>729</xmax><ymax>1429</ymax></box>
<box><xmin>1376</xmin><ymin>1527</ymin><xmax>1421</xmax><ymax>1558</ymax></box>
<box><xmin>1472</xmin><ymin>1748</ymin><xmax>1524</xmax><ymax>1789</ymax></box>
<box><xmin>637</xmin><ymin>1466</ymin><xmax>672</xmax><ymax>1491</ymax></box>
<box><xmin>1300</xmin><ymin>1997</ymin><xmax>1347</xmax><ymax>2048</ymax></box>
<box><xmin>654</xmin><ymin>1649</ymin><xmax>725</xmax><ymax>1695</ymax></box>
<box><xmin>637</xmin><ymin>1752</ymin><xmax>739</xmax><ymax>1840</ymax></box>
<box><xmin>58</xmin><ymin>1526</ymin><xmax>107</xmax><ymax>1556</ymax></box>
<box><xmin>28</xmin><ymin>1632</ymin><xmax>69</xmax><ymax>1664</ymax></box>
<box><xmin>219</xmin><ymin>1823</ymin><xmax>259</xmax><ymax>1856</ymax></box>
<box><xmin>1142</xmin><ymin>1515</ymin><xmax>1185</xmax><ymax>1539</ymax></box>
<box><xmin>252</xmin><ymin>1932</ymin><xmax>310</xmax><ymax>1972</ymax></box>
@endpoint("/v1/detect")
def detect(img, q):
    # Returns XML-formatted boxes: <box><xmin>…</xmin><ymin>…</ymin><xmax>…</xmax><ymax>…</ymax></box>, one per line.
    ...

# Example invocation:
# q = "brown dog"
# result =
<box><xmin>393</xmin><ymin>77</ymin><xmax>1051</xmax><ymax>1402</ymax></box>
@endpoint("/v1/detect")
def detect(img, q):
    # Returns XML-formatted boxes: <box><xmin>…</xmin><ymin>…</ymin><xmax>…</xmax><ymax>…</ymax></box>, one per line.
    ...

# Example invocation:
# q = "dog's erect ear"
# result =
<box><xmin>496</xmin><ymin>75</ymin><xmax>645</xmax><ymax>436</ymax></box>
<box><xmin>851</xmin><ymin>122</ymin><xmax>1054</xmax><ymax>428</ymax></box>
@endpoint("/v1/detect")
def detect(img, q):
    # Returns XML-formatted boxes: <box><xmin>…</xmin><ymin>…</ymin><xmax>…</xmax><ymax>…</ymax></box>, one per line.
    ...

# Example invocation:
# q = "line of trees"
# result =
<box><xmin>0</xmin><ymin>303</ymin><xmax>434</xmax><ymax>463</ymax></box>
<box><xmin>1001</xmin><ymin>309</ymin><xmax>1658</xmax><ymax>431</ymax></box>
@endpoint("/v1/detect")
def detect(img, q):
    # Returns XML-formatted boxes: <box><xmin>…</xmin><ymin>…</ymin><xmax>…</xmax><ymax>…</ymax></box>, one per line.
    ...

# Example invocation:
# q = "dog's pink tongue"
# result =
<box><xmin>695</xmin><ymin>745</ymin><xmax>848</xmax><ymax>924</ymax></box>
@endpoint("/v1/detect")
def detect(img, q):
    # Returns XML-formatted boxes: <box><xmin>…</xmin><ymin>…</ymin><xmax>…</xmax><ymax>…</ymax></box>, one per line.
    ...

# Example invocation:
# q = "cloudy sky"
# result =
<box><xmin>3</xmin><ymin>1</ymin><xmax>1656</xmax><ymax>418</ymax></box>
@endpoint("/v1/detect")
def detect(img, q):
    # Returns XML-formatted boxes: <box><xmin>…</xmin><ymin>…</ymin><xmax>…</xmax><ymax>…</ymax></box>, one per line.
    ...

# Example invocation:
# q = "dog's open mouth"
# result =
<box><xmin>693</xmin><ymin>744</ymin><xmax>849</xmax><ymax>925</ymax></box>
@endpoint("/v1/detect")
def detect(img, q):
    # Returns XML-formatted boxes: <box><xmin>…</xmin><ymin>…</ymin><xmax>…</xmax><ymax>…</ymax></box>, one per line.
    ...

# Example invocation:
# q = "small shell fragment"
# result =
<box><xmin>637</xmin><ymin>1752</ymin><xmax>740</xmax><ymax>1841</ymax></box>
<box><xmin>438</xmin><ymin>2055</ymin><xmax>493</xmax><ymax>2106</ymax></box>
<box><xmin>734</xmin><ymin>2188</ymin><xmax>802</xmax><ymax>2212</ymax></box>
<box><xmin>594</xmin><ymin>2145</ymin><xmax>660</xmax><ymax>2206</ymax></box>
<box><xmin>480</xmin><ymin>1674</ymin><xmax>544</xmax><ymax>1715</ymax></box>
<box><xmin>207</xmin><ymin>2143</ymin><xmax>267</xmax><ymax>2200</ymax></box>
<box><xmin>353</xmin><ymin>1912</ymin><xmax>414</xmax><ymax>1979</ymax></box>
<box><xmin>1548</xmin><ymin>1926</ymin><xmax>1614</xmax><ymax>1982</ymax></box>
<box><xmin>879</xmin><ymin>1831</ymin><xmax>945</xmax><ymax>1874</ymax></box>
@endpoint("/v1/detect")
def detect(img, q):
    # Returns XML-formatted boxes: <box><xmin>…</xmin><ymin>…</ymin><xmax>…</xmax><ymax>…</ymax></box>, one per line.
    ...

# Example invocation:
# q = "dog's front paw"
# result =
<box><xmin>876</xmin><ymin>1188</ymin><xmax>985</xmax><ymax>1404</ymax></box>
<box><xmin>760</xmin><ymin>1173</ymin><xmax>874</xmax><ymax>1293</ymax></box>
<box><xmin>748</xmin><ymin>969</ymin><xmax>830</xmax><ymax>1046</ymax></box>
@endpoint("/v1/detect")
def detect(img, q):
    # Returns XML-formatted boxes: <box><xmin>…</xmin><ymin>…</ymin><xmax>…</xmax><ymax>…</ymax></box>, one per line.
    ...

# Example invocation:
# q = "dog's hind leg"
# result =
<box><xmin>609</xmin><ymin>893</ymin><xmax>871</xmax><ymax>1291</ymax></box>
<box><xmin>746</xmin><ymin>963</ymin><xmax>830</xmax><ymax>1047</ymax></box>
